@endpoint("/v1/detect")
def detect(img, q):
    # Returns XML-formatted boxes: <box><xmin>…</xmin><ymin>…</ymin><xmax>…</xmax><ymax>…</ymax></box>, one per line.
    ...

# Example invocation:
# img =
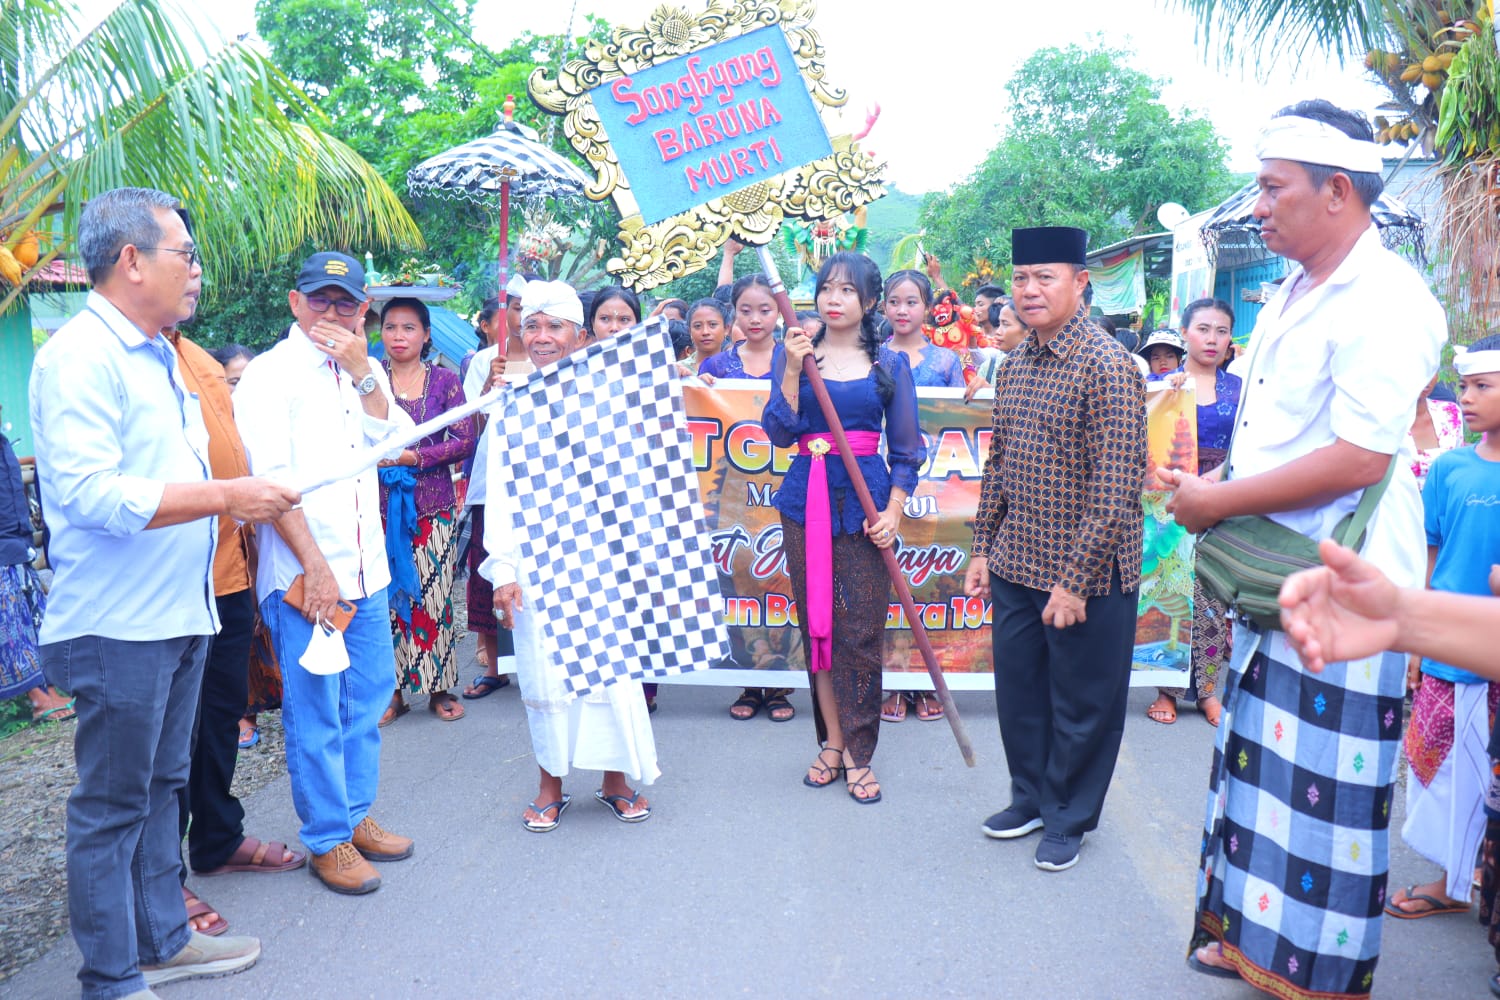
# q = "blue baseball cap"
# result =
<box><xmin>296</xmin><ymin>251</ymin><xmax>366</xmax><ymax>299</ymax></box>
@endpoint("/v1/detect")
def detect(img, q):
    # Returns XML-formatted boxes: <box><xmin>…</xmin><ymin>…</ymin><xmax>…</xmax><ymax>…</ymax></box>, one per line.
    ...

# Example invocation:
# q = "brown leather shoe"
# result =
<box><xmin>309</xmin><ymin>842</ymin><xmax>380</xmax><ymax>895</ymax></box>
<box><xmin>351</xmin><ymin>815</ymin><xmax>414</xmax><ymax>862</ymax></box>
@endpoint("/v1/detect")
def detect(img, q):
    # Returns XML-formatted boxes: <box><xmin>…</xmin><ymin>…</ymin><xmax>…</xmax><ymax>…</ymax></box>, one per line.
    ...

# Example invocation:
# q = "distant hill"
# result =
<box><xmin>864</xmin><ymin>184</ymin><xmax>925</xmax><ymax>272</ymax></box>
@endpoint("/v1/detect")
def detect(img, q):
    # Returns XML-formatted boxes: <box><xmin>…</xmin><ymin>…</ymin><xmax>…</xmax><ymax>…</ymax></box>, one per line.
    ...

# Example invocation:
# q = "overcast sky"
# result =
<box><xmin>152</xmin><ymin>0</ymin><xmax>1388</xmax><ymax>203</ymax></box>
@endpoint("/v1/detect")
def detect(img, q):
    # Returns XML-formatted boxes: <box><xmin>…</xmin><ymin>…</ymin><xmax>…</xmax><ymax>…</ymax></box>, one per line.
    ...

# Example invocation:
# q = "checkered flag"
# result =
<box><xmin>496</xmin><ymin>318</ymin><xmax>728</xmax><ymax>698</ymax></box>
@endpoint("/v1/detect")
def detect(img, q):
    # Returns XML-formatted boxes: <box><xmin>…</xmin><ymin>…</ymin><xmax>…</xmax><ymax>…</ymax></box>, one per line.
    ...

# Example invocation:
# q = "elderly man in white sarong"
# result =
<box><xmin>480</xmin><ymin>280</ymin><xmax>659</xmax><ymax>832</ymax></box>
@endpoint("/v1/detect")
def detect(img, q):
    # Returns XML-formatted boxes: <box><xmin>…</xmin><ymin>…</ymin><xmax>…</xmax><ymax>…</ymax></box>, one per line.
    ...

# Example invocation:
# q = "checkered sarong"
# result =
<box><xmin>1190</xmin><ymin>626</ymin><xmax>1404</xmax><ymax>1000</ymax></box>
<box><xmin>494</xmin><ymin>318</ymin><xmax>727</xmax><ymax>698</ymax></box>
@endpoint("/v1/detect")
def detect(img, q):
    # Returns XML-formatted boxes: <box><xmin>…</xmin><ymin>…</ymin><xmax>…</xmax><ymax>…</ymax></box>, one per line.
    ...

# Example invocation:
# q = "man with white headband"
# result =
<box><xmin>1162</xmin><ymin>99</ymin><xmax>1446</xmax><ymax>996</ymax></box>
<box><xmin>481</xmin><ymin>280</ymin><xmax>660</xmax><ymax>832</ymax></box>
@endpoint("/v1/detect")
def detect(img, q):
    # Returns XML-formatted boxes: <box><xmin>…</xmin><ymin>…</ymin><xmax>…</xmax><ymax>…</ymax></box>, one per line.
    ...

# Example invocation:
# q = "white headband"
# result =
<box><xmin>505</xmin><ymin>273</ymin><xmax>530</xmax><ymax>299</ymax></box>
<box><xmin>1255</xmin><ymin>116</ymin><xmax>1384</xmax><ymax>175</ymax></box>
<box><xmin>1455</xmin><ymin>345</ymin><xmax>1500</xmax><ymax>376</ymax></box>
<box><xmin>520</xmin><ymin>280</ymin><xmax>583</xmax><ymax>326</ymax></box>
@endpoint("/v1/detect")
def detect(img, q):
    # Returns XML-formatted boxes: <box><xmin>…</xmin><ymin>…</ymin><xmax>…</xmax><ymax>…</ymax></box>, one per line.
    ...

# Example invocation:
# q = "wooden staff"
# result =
<box><xmin>757</xmin><ymin>246</ymin><xmax>975</xmax><ymax>767</ymax></box>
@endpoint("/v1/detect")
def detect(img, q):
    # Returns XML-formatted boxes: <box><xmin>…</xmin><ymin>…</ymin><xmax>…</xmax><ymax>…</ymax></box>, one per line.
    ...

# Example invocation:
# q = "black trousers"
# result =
<box><xmin>990</xmin><ymin>567</ymin><xmax>1136</xmax><ymax>836</ymax></box>
<box><xmin>178</xmin><ymin>587</ymin><xmax>254</xmax><ymax>875</ymax></box>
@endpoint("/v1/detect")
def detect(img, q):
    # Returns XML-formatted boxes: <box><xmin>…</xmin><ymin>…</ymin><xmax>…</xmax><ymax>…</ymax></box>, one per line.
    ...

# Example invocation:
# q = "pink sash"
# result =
<box><xmin>800</xmin><ymin>430</ymin><xmax>882</xmax><ymax>673</ymax></box>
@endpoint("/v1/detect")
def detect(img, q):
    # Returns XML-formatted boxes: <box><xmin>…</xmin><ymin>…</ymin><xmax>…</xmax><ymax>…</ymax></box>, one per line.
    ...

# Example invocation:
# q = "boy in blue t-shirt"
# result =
<box><xmin>1389</xmin><ymin>334</ymin><xmax>1500</xmax><ymax>918</ymax></box>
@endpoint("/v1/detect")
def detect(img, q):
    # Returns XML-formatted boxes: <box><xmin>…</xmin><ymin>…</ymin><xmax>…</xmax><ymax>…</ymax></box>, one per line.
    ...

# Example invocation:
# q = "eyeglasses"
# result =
<box><xmin>303</xmin><ymin>293</ymin><xmax>362</xmax><ymax>317</ymax></box>
<box><xmin>138</xmin><ymin>246</ymin><xmax>201</xmax><ymax>268</ymax></box>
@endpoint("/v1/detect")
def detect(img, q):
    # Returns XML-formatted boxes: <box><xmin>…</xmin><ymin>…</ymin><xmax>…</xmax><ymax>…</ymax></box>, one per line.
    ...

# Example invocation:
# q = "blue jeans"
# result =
<box><xmin>43</xmin><ymin>635</ymin><xmax>207</xmax><ymax>1000</ymax></box>
<box><xmin>261</xmin><ymin>589</ymin><xmax>392</xmax><ymax>855</ymax></box>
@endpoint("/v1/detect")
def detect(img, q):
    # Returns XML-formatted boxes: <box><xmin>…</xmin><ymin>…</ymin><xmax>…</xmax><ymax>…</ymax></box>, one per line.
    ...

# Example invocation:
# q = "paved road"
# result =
<box><xmin>5</xmin><ymin>641</ymin><xmax>1491</xmax><ymax>998</ymax></box>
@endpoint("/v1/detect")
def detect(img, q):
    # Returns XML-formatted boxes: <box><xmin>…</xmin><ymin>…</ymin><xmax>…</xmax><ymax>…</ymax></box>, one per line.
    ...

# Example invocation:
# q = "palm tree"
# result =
<box><xmin>0</xmin><ymin>0</ymin><xmax>423</xmax><ymax>314</ymax></box>
<box><xmin>1171</xmin><ymin>0</ymin><xmax>1500</xmax><ymax>337</ymax></box>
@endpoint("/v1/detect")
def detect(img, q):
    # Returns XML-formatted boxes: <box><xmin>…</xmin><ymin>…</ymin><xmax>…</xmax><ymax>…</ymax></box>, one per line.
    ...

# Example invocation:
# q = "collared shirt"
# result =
<box><xmin>171</xmin><ymin>333</ymin><xmax>253</xmax><ymax>596</ymax></box>
<box><xmin>234</xmin><ymin>324</ymin><xmax>414</xmax><ymax>604</ymax></box>
<box><xmin>1226</xmin><ymin>225</ymin><xmax>1445</xmax><ymax>590</ymax></box>
<box><xmin>28</xmin><ymin>291</ymin><xmax>218</xmax><ymax>642</ymax></box>
<box><xmin>972</xmin><ymin>306</ymin><xmax>1147</xmax><ymax>596</ymax></box>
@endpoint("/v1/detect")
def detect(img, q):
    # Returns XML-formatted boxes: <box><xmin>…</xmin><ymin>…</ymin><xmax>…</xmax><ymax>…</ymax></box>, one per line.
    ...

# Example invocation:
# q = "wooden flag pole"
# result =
<box><xmin>757</xmin><ymin>246</ymin><xmax>975</xmax><ymax>767</ymax></box>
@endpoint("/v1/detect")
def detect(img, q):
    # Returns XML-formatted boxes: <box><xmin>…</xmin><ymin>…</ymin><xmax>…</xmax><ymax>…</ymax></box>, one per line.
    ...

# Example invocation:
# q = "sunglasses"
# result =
<box><xmin>303</xmin><ymin>293</ymin><xmax>362</xmax><ymax>317</ymax></box>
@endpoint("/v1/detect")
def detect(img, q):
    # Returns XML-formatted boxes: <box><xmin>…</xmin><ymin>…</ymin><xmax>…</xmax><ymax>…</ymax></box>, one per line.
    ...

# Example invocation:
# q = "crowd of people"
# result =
<box><xmin>4</xmin><ymin>96</ymin><xmax>1498</xmax><ymax>1000</ymax></box>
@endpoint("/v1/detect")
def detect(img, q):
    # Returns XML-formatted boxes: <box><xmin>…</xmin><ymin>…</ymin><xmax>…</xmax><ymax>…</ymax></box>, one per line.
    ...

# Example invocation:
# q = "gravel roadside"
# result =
<box><xmin>0</xmin><ymin>587</ymin><xmax>472</xmax><ymax>985</ymax></box>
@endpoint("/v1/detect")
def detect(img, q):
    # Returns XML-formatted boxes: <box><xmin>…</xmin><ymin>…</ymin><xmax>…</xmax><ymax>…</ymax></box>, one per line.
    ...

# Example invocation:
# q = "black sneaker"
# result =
<box><xmin>981</xmin><ymin>808</ymin><xmax>1044</xmax><ymax>840</ymax></box>
<box><xmin>1034</xmin><ymin>831</ymin><xmax>1084</xmax><ymax>871</ymax></box>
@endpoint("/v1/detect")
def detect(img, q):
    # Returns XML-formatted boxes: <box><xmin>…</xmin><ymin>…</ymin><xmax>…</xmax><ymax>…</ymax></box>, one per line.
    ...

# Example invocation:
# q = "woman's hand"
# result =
<box><xmin>1167</xmin><ymin>371</ymin><xmax>1189</xmax><ymax>390</ymax></box>
<box><xmin>864</xmin><ymin>502</ymin><xmax>902</xmax><ymax>549</ymax></box>
<box><xmin>964</xmin><ymin>375</ymin><xmax>990</xmax><ymax>404</ymax></box>
<box><xmin>783</xmin><ymin>327</ymin><xmax>814</xmax><ymax>367</ymax></box>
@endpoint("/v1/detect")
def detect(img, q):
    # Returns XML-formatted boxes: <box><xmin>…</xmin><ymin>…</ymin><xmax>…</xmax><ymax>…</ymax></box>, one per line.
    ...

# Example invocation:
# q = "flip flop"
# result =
<box><xmin>1383</xmin><ymin>885</ymin><xmax>1469</xmax><ymax>919</ymax></box>
<box><xmin>522</xmin><ymin>795</ymin><xmax>571</xmax><ymax>833</ymax></box>
<box><xmin>181</xmin><ymin>885</ymin><xmax>228</xmax><ymax>938</ymax></box>
<box><xmin>378</xmin><ymin>698</ymin><xmax>410</xmax><ymax>728</ymax></box>
<box><xmin>913</xmin><ymin>692</ymin><xmax>944</xmax><ymax>721</ymax></box>
<box><xmin>462</xmin><ymin>674</ymin><xmax>509</xmax><ymax>699</ymax></box>
<box><xmin>195</xmin><ymin>837</ymin><xmax>307</xmax><ymax>877</ymax></box>
<box><xmin>32</xmin><ymin>698</ymin><xmax>77</xmax><ymax>724</ymax></box>
<box><xmin>237</xmin><ymin>726</ymin><xmax>260</xmax><ymax>750</ymax></box>
<box><xmin>1186</xmin><ymin>945</ymin><xmax>1240</xmax><ymax>980</ymax></box>
<box><xmin>595</xmin><ymin>789</ymin><xmax>651</xmax><ymax>823</ymax></box>
<box><xmin>880</xmin><ymin>692</ymin><xmax>907</xmax><ymax>723</ymax></box>
<box><xmin>429</xmin><ymin>695</ymin><xmax>465</xmax><ymax>722</ymax></box>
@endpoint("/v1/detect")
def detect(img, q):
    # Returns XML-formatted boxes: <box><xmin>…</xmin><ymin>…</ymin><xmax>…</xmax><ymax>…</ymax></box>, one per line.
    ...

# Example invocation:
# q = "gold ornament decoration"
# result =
<box><xmin>528</xmin><ymin>0</ymin><xmax>885</xmax><ymax>292</ymax></box>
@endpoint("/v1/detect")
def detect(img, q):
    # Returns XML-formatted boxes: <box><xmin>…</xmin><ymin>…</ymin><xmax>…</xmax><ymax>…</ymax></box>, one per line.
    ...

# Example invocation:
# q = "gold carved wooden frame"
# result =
<box><xmin>528</xmin><ymin>0</ymin><xmax>885</xmax><ymax>291</ymax></box>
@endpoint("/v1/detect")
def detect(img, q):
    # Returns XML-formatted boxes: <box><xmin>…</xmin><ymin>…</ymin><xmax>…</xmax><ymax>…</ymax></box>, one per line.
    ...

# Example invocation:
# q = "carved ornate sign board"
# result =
<box><xmin>590</xmin><ymin>25</ymin><xmax>833</xmax><ymax>226</ymax></box>
<box><xmin>529</xmin><ymin>1</ymin><xmax>885</xmax><ymax>292</ymax></box>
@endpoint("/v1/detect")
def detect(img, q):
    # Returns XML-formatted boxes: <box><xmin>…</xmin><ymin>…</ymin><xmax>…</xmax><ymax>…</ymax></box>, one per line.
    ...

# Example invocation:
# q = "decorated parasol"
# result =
<box><xmin>406</xmin><ymin>95</ymin><xmax>592</xmax><ymax>287</ymax></box>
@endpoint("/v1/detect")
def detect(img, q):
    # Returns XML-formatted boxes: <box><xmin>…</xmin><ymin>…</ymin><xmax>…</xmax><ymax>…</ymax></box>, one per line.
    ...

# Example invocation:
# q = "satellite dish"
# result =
<box><xmin>1157</xmin><ymin>202</ymin><xmax>1190</xmax><ymax>229</ymax></box>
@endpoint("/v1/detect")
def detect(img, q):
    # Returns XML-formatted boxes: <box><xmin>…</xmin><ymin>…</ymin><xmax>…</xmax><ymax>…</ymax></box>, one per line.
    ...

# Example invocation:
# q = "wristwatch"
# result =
<box><xmin>354</xmin><ymin>372</ymin><xmax>379</xmax><ymax>396</ymax></box>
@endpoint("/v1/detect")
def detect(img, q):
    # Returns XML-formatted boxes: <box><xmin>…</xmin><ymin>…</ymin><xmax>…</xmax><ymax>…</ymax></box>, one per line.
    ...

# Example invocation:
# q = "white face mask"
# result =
<box><xmin>299</xmin><ymin>620</ymin><xmax>351</xmax><ymax>675</ymax></box>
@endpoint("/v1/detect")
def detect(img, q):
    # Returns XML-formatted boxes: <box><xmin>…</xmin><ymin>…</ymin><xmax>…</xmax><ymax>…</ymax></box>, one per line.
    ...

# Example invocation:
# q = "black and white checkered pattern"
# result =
<box><xmin>496</xmin><ymin>318</ymin><xmax>727</xmax><ymax>698</ymax></box>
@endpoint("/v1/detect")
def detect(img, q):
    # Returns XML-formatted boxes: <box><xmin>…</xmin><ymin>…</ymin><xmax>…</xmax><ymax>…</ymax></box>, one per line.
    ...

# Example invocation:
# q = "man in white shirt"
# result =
<box><xmin>1163</xmin><ymin>101</ymin><xmax>1445</xmax><ymax>996</ymax></box>
<box><xmin>31</xmin><ymin>187</ymin><xmax>296</xmax><ymax>996</ymax></box>
<box><xmin>234</xmin><ymin>252</ymin><xmax>417</xmax><ymax>895</ymax></box>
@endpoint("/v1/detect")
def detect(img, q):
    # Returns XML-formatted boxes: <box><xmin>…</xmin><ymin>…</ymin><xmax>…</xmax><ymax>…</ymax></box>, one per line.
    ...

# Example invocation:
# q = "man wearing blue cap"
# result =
<box><xmin>965</xmin><ymin>225</ymin><xmax>1147</xmax><ymax>873</ymax></box>
<box><xmin>234</xmin><ymin>252</ymin><xmax>417</xmax><ymax>894</ymax></box>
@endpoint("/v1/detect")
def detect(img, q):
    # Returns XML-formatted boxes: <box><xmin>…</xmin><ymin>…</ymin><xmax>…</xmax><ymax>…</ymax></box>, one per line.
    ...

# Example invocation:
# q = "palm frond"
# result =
<box><xmin>0</xmin><ymin>0</ymin><xmax>421</xmax><ymax>303</ymax></box>
<box><xmin>1166</xmin><ymin>0</ymin><xmax>1392</xmax><ymax>75</ymax></box>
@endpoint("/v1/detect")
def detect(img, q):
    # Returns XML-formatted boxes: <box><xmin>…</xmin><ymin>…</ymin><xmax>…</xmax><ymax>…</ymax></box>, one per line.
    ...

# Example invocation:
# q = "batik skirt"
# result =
<box><xmin>1190</xmin><ymin>626</ymin><xmax>1404</xmax><ymax>1000</ymax></box>
<box><xmin>0</xmin><ymin>562</ymin><xmax>45</xmax><ymax>699</ymax></box>
<box><xmin>391</xmin><ymin>507</ymin><xmax>461</xmax><ymax>696</ymax></box>
<box><xmin>780</xmin><ymin>516</ymin><xmax>886</xmax><ymax>769</ymax></box>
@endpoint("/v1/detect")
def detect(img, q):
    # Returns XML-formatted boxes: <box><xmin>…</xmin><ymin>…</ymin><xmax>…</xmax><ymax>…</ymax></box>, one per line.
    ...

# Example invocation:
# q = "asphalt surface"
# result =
<box><xmin>4</xmin><ymin>634</ymin><xmax>1492</xmax><ymax>999</ymax></box>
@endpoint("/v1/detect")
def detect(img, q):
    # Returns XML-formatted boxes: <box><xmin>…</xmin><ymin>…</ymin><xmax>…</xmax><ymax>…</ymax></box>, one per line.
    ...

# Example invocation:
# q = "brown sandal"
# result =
<box><xmin>378</xmin><ymin>694</ymin><xmax>410</xmax><ymax>728</ymax></box>
<box><xmin>195</xmin><ymin>836</ymin><xmax>307</xmax><ymax>876</ymax></box>
<box><xmin>181</xmin><ymin>885</ymin><xmax>227</xmax><ymax>937</ymax></box>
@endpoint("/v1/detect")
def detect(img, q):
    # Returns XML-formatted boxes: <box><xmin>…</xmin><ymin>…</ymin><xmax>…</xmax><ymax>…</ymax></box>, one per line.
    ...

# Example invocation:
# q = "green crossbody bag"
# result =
<box><xmin>1190</xmin><ymin>338</ymin><xmax>1398</xmax><ymax>631</ymax></box>
<box><xmin>1193</xmin><ymin>456</ymin><xmax>1395</xmax><ymax>631</ymax></box>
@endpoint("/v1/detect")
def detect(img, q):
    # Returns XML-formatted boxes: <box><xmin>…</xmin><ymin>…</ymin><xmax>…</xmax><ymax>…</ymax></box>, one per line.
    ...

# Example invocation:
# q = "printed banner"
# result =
<box><xmin>678</xmin><ymin>381</ymin><xmax>1193</xmax><ymax>690</ymax></box>
<box><xmin>589</xmin><ymin>24</ymin><xmax>834</xmax><ymax>225</ymax></box>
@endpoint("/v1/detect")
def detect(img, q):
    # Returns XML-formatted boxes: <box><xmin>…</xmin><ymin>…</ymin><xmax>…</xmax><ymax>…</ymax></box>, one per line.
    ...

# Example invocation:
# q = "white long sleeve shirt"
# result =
<box><xmin>234</xmin><ymin>325</ymin><xmax>414</xmax><ymax>603</ymax></box>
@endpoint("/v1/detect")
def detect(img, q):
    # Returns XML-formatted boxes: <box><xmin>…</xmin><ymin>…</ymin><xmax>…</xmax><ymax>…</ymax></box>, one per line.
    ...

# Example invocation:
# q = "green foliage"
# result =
<box><xmin>0</xmin><ymin>0</ymin><xmax>420</xmax><ymax>315</ymax></box>
<box><xmin>863</xmin><ymin>185</ymin><xmax>924</xmax><ymax>271</ymax></box>
<box><xmin>918</xmin><ymin>42</ymin><xmax>1237</xmax><ymax>276</ymax></box>
<box><xmin>239</xmin><ymin>1</ymin><xmax>619</xmax><ymax>333</ymax></box>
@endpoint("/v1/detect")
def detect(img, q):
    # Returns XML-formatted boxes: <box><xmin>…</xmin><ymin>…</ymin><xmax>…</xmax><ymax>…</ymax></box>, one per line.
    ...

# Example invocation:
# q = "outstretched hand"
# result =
<box><xmin>1279</xmin><ymin>539</ymin><xmax>1402</xmax><ymax>672</ymax></box>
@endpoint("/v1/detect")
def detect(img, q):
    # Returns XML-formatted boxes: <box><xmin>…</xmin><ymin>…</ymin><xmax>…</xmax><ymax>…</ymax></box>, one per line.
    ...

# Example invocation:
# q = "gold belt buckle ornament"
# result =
<box><xmin>807</xmin><ymin>438</ymin><xmax>831</xmax><ymax>458</ymax></box>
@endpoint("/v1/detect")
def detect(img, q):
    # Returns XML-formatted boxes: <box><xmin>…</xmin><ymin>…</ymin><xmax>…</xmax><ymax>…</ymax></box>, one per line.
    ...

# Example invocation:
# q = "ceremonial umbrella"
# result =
<box><xmin>406</xmin><ymin>96</ymin><xmax>592</xmax><ymax>287</ymax></box>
